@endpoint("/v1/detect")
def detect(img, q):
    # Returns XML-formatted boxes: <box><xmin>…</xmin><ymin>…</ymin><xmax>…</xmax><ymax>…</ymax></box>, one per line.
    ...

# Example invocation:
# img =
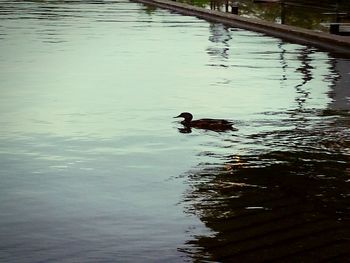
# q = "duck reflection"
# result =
<box><xmin>174</xmin><ymin>112</ymin><xmax>237</xmax><ymax>133</ymax></box>
<box><xmin>177</xmin><ymin>126</ymin><xmax>192</xmax><ymax>134</ymax></box>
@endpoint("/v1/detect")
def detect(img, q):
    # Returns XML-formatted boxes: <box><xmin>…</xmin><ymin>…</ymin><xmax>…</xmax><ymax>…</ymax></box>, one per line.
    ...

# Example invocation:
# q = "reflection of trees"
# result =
<box><xmin>327</xmin><ymin>58</ymin><xmax>350</xmax><ymax>111</ymax></box>
<box><xmin>278</xmin><ymin>41</ymin><xmax>287</xmax><ymax>81</ymax></box>
<box><xmin>181</xmin><ymin>26</ymin><xmax>350</xmax><ymax>262</ymax></box>
<box><xmin>181</xmin><ymin>110</ymin><xmax>350</xmax><ymax>261</ymax></box>
<box><xmin>206</xmin><ymin>23</ymin><xmax>232</xmax><ymax>65</ymax></box>
<box><xmin>293</xmin><ymin>46</ymin><xmax>313</xmax><ymax>119</ymax></box>
<box><xmin>142</xmin><ymin>4</ymin><xmax>158</xmax><ymax>15</ymax></box>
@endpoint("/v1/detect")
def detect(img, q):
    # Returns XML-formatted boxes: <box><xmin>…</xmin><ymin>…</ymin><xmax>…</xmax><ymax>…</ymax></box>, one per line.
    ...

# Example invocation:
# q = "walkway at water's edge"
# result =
<box><xmin>133</xmin><ymin>0</ymin><xmax>350</xmax><ymax>55</ymax></box>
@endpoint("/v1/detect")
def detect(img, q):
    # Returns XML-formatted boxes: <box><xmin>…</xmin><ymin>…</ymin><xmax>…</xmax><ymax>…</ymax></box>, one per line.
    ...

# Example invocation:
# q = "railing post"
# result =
<box><xmin>329</xmin><ymin>23</ymin><xmax>340</xmax><ymax>34</ymax></box>
<box><xmin>231</xmin><ymin>2</ymin><xmax>238</xmax><ymax>14</ymax></box>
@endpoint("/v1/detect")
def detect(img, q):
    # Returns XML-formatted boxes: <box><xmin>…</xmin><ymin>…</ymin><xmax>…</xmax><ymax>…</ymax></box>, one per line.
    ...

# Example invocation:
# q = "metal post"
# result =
<box><xmin>231</xmin><ymin>2</ymin><xmax>238</xmax><ymax>14</ymax></box>
<box><xmin>329</xmin><ymin>24</ymin><xmax>340</xmax><ymax>34</ymax></box>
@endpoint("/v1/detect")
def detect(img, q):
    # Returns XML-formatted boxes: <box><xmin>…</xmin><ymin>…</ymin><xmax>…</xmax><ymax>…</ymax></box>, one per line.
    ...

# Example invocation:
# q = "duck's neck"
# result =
<box><xmin>184</xmin><ymin>115</ymin><xmax>193</xmax><ymax>123</ymax></box>
<box><xmin>181</xmin><ymin>119</ymin><xmax>191</xmax><ymax>125</ymax></box>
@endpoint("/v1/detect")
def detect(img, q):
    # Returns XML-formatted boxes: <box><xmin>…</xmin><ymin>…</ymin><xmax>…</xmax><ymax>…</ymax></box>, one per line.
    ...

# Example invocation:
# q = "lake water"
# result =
<box><xmin>0</xmin><ymin>0</ymin><xmax>349</xmax><ymax>262</ymax></box>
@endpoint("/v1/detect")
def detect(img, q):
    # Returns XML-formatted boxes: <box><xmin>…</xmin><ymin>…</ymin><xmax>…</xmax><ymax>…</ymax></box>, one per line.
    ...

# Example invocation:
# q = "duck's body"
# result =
<box><xmin>175</xmin><ymin>112</ymin><xmax>236</xmax><ymax>132</ymax></box>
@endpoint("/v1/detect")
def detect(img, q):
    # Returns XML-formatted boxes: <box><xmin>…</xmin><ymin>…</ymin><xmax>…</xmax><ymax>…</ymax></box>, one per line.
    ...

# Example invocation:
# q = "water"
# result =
<box><xmin>0</xmin><ymin>0</ymin><xmax>349</xmax><ymax>262</ymax></box>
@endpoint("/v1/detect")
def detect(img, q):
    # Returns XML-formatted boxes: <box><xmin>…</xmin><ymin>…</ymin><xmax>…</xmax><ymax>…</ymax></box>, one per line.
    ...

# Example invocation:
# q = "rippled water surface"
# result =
<box><xmin>0</xmin><ymin>0</ymin><xmax>349</xmax><ymax>262</ymax></box>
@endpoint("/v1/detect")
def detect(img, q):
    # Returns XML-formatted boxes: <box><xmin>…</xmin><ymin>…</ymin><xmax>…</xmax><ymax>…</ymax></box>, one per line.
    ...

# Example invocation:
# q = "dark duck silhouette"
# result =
<box><xmin>174</xmin><ymin>112</ymin><xmax>237</xmax><ymax>133</ymax></box>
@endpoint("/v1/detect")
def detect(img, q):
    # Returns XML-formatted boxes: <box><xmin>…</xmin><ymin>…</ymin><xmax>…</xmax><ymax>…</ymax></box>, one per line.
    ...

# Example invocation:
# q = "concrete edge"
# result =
<box><xmin>133</xmin><ymin>0</ymin><xmax>350</xmax><ymax>55</ymax></box>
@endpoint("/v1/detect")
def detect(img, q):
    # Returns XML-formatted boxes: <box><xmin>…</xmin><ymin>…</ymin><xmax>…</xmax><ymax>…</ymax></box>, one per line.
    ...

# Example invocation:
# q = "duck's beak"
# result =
<box><xmin>174</xmin><ymin>114</ymin><xmax>181</xmax><ymax>118</ymax></box>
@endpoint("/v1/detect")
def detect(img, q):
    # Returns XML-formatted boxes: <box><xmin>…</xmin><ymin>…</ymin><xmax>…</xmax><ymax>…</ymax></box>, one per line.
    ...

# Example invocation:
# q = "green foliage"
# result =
<box><xmin>176</xmin><ymin>0</ymin><xmax>350</xmax><ymax>32</ymax></box>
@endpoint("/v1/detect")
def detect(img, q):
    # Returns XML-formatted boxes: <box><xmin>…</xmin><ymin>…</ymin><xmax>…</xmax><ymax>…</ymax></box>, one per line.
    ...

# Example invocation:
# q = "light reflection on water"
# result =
<box><xmin>0</xmin><ymin>0</ymin><xmax>349</xmax><ymax>262</ymax></box>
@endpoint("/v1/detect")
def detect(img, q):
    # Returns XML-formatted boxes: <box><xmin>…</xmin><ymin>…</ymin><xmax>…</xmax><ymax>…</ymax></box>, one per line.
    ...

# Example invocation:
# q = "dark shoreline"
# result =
<box><xmin>133</xmin><ymin>0</ymin><xmax>350</xmax><ymax>55</ymax></box>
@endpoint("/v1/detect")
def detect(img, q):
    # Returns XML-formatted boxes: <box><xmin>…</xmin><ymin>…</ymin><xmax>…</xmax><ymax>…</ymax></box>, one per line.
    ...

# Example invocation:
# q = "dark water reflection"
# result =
<box><xmin>181</xmin><ymin>110</ymin><xmax>350</xmax><ymax>261</ymax></box>
<box><xmin>179</xmin><ymin>23</ymin><xmax>350</xmax><ymax>262</ymax></box>
<box><xmin>0</xmin><ymin>0</ymin><xmax>350</xmax><ymax>262</ymax></box>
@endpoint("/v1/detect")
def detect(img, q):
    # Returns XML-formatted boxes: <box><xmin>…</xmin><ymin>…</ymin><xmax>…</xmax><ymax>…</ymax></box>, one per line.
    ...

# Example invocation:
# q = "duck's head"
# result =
<box><xmin>174</xmin><ymin>112</ymin><xmax>193</xmax><ymax>122</ymax></box>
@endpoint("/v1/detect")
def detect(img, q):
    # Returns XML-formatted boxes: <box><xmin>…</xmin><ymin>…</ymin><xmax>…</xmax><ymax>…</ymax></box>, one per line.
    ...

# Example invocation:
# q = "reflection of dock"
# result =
<box><xmin>182</xmin><ymin>149</ymin><xmax>350</xmax><ymax>261</ymax></box>
<box><xmin>329</xmin><ymin>59</ymin><xmax>350</xmax><ymax>110</ymax></box>
<box><xmin>195</xmin><ymin>194</ymin><xmax>350</xmax><ymax>261</ymax></box>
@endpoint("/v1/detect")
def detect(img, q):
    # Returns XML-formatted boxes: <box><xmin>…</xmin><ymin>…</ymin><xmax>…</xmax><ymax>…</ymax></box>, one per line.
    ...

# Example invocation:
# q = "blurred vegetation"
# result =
<box><xmin>178</xmin><ymin>0</ymin><xmax>350</xmax><ymax>31</ymax></box>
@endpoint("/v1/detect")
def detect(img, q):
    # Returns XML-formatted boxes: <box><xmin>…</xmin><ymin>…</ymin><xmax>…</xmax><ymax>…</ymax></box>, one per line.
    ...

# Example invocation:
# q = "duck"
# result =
<box><xmin>174</xmin><ymin>112</ymin><xmax>237</xmax><ymax>132</ymax></box>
